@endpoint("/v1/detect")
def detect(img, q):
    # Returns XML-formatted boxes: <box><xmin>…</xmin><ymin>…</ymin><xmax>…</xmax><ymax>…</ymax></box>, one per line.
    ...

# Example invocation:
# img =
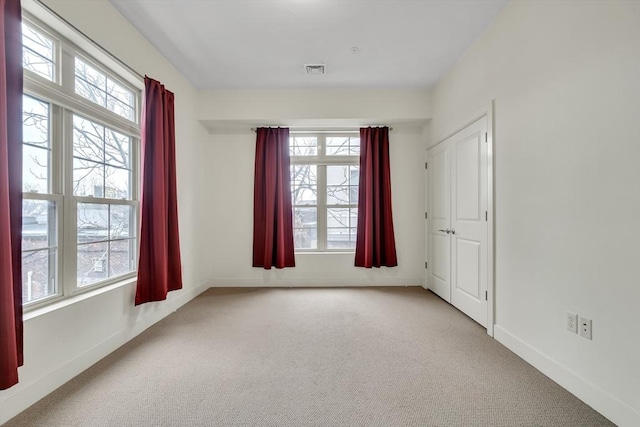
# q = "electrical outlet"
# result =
<box><xmin>566</xmin><ymin>312</ymin><xmax>578</xmax><ymax>333</ymax></box>
<box><xmin>579</xmin><ymin>316</ymin><xmax>592</xmax><ymax>340</ymax></box>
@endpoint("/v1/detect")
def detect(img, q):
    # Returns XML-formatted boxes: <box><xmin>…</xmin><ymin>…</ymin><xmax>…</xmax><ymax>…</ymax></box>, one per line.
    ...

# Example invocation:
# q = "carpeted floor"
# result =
<box><xmin>4</xmin><ymin>287</ymin><xmax>613</xmax><ymax>426</ymax></box>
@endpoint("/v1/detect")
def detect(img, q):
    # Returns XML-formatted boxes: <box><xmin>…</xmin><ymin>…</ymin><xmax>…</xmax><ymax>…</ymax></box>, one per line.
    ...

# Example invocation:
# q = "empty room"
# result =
<box><xmin>1</xmin><ymin>0</ymin><xmax>638</xmax><ymax>426</ymax></box>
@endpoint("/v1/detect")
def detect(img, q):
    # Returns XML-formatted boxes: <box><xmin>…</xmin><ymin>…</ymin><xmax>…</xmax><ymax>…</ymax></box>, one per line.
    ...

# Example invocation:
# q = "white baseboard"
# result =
<box><xmin>207</xmin><ymin>277</ymin><xmax>421</xmax><ymax>287</ymax></box>
<box><xmin>0</xmin><ymin>281</ymin><xmax>210</xmax><ymax>424</ymax></box>
<box><xmin>494</xmin><ymin>325</ymin><xmax>640</xmax><ymax>427</ymax></box>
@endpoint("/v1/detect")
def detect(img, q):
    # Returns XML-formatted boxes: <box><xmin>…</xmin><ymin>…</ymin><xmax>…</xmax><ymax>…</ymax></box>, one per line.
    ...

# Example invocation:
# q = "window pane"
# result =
<box><xmin>75</xmin><ymin>58</ymin><xmax>135</xmax><ymax>121</ymax></box>
<box><xmin>77</xmin><ymin>203</ymin><xmax>108</xmax><ymax>243</ymax></box>
<box><xmin>327</xmin><ymin>165</ymin><xmax>350</xmax><ymax>185</ymax></box>
<box><xmin>75</xmin><ymin>58</ymin><xmax>107</xmax><ymax>108</ymax></box>
<box><xmin>77</xmin><ymin>241</ymin><xmax>109</xmax><ymax>286</ymax></box>
<box><xmin>23</xmin><ymin>145</ymin><xmax>49</xmax><ymax>193</ymax></box>
<box><xmin>350</xmin><ymin>185</ymin><xmax>359</xmax><ymax>205</ymax></box>
<box><xmin>106</xmin><ymin>97</ymin><xmax>134</xmax><ymax>121</ymax></box>
<box><xmin>327</xmin><ymin>165</ymin><xmax>358</xmax><ymax>205</ymax></box>
<box><xmin>349</xmin><ymin>166</ymin><xmax>359</xmax><ymax>185</ymax></box>
<box><xmin>107</xmin><ymin>79</ymin><xmax>135</xmax><ymax>106</ymax></box>
<box><xmin>110</xmin><ymin>239</ymin><xmax>134</xmax><ymax>277</ymax></box>
<box><xmin>349</xmin><ymin>137</ymin><xmax>360</xmax><ymax>155</ymax></box>
<box><xmin>106</xmin><ymin>79</ymin><xmax>135</xmax><ymax>121</ymax></box>
<box><xmin>77</xmin><ymin>203</ymin><xmax>136</xmax><ymax>285</ymax></box>
<box><xmin>22</xmin><ymin>249</ymin><xmax>56</xmax><ymax>303</ymax></box>
<box><xmin>73</xmin><ymin>115</ymin><xmax>132</xmax><ymax>200</ymax></box>
<box><xmin>110</xmin><ymin>205</ymin><xmax>133</xmax><ymax>239</ymax></box>
<box><xmin>327</xmin><ymin>207</ymin><xmax>357</xmax><ymax>250</ymax></box>
<box><xmin>326</xmin><ymin>137</ymin><xmax>350</xmax><ymax>156</ymax></box>
<box><xmin>104</xmin><ymin>128</ymin><xmax>130</xmax><ymax>168</ymax></box>
<box><xmin>289</xmin><ymin>136</ymin><xmax>317</xmax><ymax>156</ymax></box>
<box><xmin>23</xmin><ymin>96</ymin><xmax>50</xmax><ymax>147</ymax></box>
<box><xmin>105</xmin><ymin>166</ymin><xmax>130</xmax><ymax>199</ymax></box>
<box><xmin>22</xmin><ymin>24</ymin><xmax>53</xmax><ymax>60</ymax></box>
<box><xmin>327</xmin><ymin>136</ymin><xmax>360</xmax><ymax>156</ymax></box>
<box><xmin>73</xmin><ymin>115</ymin><xmax>104</xmax><ymax>162</ymax></box>
<box><xmin>22</xmin><ymin>199</ymin><xmax>56</xmax><ymax>250</ymax></box>
<box><xmin>75</xmin><ymin>77</ymin><xmax>107</xmax><ymax>108</ymax></box>
<box><xmin>294</xmin><ymin>228</ymin><xmax>317</xmax><ymax>249</ymax></box>
<box><xmin>21</xmin><ymin>198</ymin><xmax>57</xmax><ymax>303</ymax></box>
<box><xmin>327</xmin><ymin>208</ymin><xmax>350</xmax><ymax>228</ymax></box>
<box><xmin>294</xmin><ymin>207</ymin><xmax>316</xmax><ymax>228</ymax></box>
<box><xmin>73</xmin><ymin>158</ymin><xmax>104</xmax><ymax>197</ymax></box>
<box><xmin>327</xmin><ymin>228</ymin><xmax>354</xmax><ymax>249</ymax></box>
<box><xmin>23</xmin><ymin>96</ymin><xmax>50</xmax><ymax>193</ymax></box>
<box><xmin>22</xmin><ymin>24</ymin><xmax>54</xmax><ymax>81</ymax></box>
<box><xmin>293</xmin><ymin>207</ymin><xmax>317</xmax><ymax>249</ymax></box>
<box><xmin>291</xmin><ymin>164</ymin><xmax>317</xmax><ymax>205</ymax></box>
<box><xmin>327</xmin><ymin>185</ymin><xmax>350</xmax><ymax>205</ymax></box>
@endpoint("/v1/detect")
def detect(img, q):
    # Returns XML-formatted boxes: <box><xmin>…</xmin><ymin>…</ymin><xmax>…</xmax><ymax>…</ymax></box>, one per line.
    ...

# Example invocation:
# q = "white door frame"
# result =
<box><xmin>426</xmin><ymin>101</ymin><xmax>495</xmax><ymax>337</ymax></box>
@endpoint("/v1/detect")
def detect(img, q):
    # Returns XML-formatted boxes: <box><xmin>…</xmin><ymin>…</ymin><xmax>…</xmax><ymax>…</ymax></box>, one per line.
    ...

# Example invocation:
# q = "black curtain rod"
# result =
<box><xmin>34</xmin><ymin>0</ymin><xmax>144</xmax><ymax>80</ymax></box>
<box><xmin>251</xmin><ymin>127</ymin><xmax>394</xmax><ymax>133</ymax></box>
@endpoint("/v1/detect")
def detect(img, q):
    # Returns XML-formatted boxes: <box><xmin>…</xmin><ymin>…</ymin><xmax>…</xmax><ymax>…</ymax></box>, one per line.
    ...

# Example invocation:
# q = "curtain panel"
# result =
<box><xmin>0</xmin><ymin>0</ymin><xmax>24</xmax><ymax>390</ymax></box>
<box><xmin>253</xmin><ymin>127</ymin><xmax>295</xmax><ymax>269</ymax></box>
<box><xmin>135</xmin><ymin>77</ymin><xmax>183</xmax><ymax>305</ymax></box>
<box><xmin>354</xmin><ymin>127</ymin><xmax>398</xmax><ymax>268</ymax></box>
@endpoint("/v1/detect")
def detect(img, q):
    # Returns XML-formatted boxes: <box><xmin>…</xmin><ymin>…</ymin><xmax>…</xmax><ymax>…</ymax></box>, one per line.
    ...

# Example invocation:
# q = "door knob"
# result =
<box><xmin>450</xmin><ymin>228</ymin><xmax>456</xmax><ymax>235</ymax></box>
<box><xmin>438</xmin><ymin>229</ymin><xmax>450</xmax><ymax>234</ymax></box>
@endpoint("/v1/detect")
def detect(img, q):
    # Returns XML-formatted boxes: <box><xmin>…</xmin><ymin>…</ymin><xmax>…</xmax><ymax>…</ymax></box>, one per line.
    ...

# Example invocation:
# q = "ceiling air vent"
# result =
<box><xmin>304</xmin><ymin>64</ymin><xmax>326</xmax><ymax>75</ymax></box>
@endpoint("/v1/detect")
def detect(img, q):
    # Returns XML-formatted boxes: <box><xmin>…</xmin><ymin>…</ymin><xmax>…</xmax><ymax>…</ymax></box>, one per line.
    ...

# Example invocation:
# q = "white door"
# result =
<box><xmin>450</xmin><ymin>119</ymin><xmax>488</xmax><ymax>327</ymax></box>
<box><xmin>426</xmin><ymin>142</ymin><xmax>451</xmax><ymax>302</ymax></box>
<box><xmin>427</xmin><ymin>118</ymin><xmax>488</xmax><ymax>327</ymax></box>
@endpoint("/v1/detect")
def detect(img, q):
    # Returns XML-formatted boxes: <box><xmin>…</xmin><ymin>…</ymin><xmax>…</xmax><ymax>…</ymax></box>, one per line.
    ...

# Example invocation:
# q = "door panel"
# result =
<box><xmin>451</xmin><ymin>118</ymin><xmax>488</xmax><ymax>327</ymax></box>
<box><xmin>455</xmin><ymin>238</ymin><xmax>480</xmax><ymax>298</ymax></box>
<box><xmin>455</xmin><ymin>133</ymin><xmax>481</xmax><ymax>220</ymax></box>
<box><xmin>427</xmin><ymin>142</ymin><xmax>450</xmax><ymax>302</ymax></box>
<box><xmin>432</xmin><ymin>234</ymin><xmax>450</xmax><ymax>283</ymax></box>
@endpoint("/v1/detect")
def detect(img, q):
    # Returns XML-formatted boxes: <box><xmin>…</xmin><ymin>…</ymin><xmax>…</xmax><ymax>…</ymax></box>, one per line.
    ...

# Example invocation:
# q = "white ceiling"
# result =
<box><xmin>110</xmin><ymin>0</ymin><xmax>508</xmax><ymax>90</ymax></box>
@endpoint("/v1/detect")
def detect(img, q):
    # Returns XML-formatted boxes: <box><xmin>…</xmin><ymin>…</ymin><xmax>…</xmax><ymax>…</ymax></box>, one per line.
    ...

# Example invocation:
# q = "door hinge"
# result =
<box><xmin>425</xmin><ymin>262</ymin><xmax>428</xmax><ymax>269</ymax></box>
<box><xmin>485</xmin><ymin>291</ymin><xmax>488</xmax><ymax>300</ymax></box>
<box><xmin>485</xmin><ymin>132</ymin><xmax>488</xmax><ymax>142</ymax></box>
<box><xmin>425</xmin><ymin>162</ymin><xmax>428</xmax><ymax>170</ymax></box>
<box><xmin>425</xmin><ymin>212</ymin><xmax>428</xmax><ymax>219</ymax></box>
<box><xmin>485</xmin><ymin>211</ymin><xmax>488</xmax><ymax>221</ymax></box>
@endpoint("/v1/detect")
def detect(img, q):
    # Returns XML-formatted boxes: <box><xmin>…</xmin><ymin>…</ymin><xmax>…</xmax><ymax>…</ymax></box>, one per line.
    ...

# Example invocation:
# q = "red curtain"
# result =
<box><xmin>355</xmin><ymin>127</ymin><xmax>398</xmax><ymax>268</ymax></box>
<box><xmin>253</xmin><ymin>127</ymin><xmax>295</xmax><ymax>269</ymax></box>
<box><xmin>135</xmin><ymin>77</ymin><xmax>183</xmax><ymax>305</ymax></box>
<box><xmin>0</xmin><ymin>0</ymin><xmax>24</xmax><ymax>390</ymax></box>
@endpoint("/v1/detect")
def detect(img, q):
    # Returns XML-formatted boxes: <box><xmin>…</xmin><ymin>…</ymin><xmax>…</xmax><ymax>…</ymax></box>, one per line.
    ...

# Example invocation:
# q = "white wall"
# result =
<box><xmin>0</xmin><ymin>1</ymin><xmax>209</xmax><ymax>423</ymax></box>
<box><xmin>429</xmin><ymin>1</ymin><xmax>640</xmax><ymax>426</ymax></box>
<box><xmin>197</xmin><ymin>90</ymin><xmax>430</xmax><ymax>287</ymax></box>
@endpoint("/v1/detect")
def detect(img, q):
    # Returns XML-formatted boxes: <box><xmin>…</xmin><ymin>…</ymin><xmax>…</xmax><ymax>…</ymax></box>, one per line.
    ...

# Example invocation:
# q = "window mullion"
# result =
<box><xmin>60</xmin><ymin>41</ymin><xmax>75</xmax><ymax>97</ymax></box>
<box><xmin>50</xmin><ymin>104</ymin><xmax>63</xmax><ymax>301</ymax></box>
<box><xmin>317</xmin><ymin>135</ymin><xmax>328</xmax><ymax>251</ymax></box>
<box><xmin>61</xmin><ymin>109</ymin><xmax>77</xmax><ymax>296</ymax></box>
<box><xmin>132</xmin><ymin>135</ymin><xmax>140</xmax><ymax>271</ymax></box>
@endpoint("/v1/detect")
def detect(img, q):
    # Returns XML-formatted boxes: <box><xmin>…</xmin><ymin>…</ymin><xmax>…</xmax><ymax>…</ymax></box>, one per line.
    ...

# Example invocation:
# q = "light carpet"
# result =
<box><xmin>4</xmin><ymin>287</ymin><xmax>613</xmax><ymax>426</ymax></box>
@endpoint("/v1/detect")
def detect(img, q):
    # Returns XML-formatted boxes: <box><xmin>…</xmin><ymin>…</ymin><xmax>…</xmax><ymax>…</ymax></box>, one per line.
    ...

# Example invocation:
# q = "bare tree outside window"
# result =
<box><xmin>22</xmin><ymin>23</ymin><xmax>54</xmax><ymax>81</ymax></box>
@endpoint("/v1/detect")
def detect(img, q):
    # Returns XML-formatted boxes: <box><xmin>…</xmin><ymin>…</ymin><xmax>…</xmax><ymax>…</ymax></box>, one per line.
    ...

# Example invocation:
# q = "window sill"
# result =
<box><xmin>23</xmin><ymin>276</ymin><xmax>137</xmax><ymax>321</ymax></box>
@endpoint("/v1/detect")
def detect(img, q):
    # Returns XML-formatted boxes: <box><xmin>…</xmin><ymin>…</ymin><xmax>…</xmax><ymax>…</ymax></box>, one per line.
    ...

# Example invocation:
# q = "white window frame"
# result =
<box><xmin>290</xmin><ymin>132</ymin><xmax>360</xmax><ymax>252</ymax></box>
<box><xmin>21</xmin><ymin>12</ymin><xmax>142</xmax><ymax>311</ymax></box>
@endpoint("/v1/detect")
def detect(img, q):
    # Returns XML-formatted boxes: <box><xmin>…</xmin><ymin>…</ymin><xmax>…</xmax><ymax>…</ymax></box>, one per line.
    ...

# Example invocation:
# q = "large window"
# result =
<box><xmin>20</xmin><ymin>17</ymin><xmax>140</xmax><ymax>308</ymax></box>
<box><xmin>290</xmin><ymin>134</ymin><xmax>360</xmax><ymax>251</ymax></box>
